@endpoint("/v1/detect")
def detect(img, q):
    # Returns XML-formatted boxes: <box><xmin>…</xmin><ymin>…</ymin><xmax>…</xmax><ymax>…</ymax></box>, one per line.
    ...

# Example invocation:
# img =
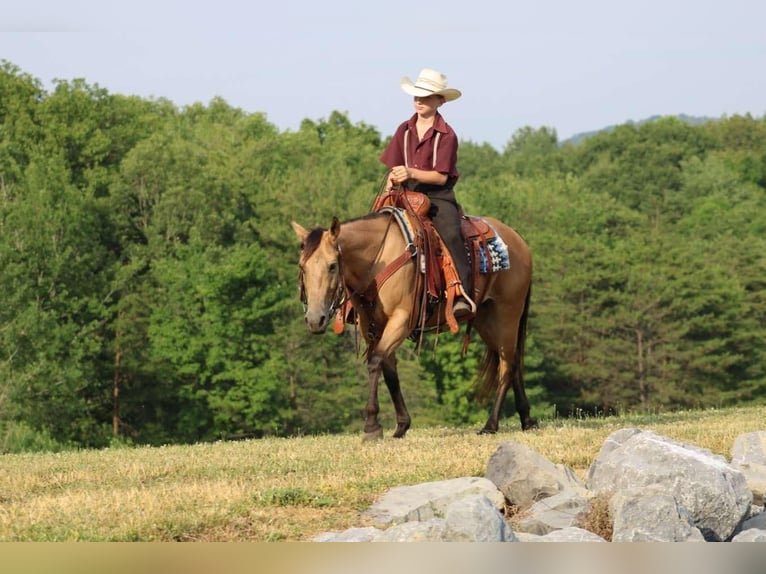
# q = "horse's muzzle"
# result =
<box><xmin>305</xmin><ymin>310</ymin><xmax>330</xmax><ymax>334</ymax></box>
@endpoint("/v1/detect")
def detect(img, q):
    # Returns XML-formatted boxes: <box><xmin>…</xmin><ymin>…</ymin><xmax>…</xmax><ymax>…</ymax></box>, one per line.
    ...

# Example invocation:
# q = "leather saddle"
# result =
<box><xmin>368</xmin><ymin>190</ymin><xmax>502</xmax><ymax>334</ymax></box>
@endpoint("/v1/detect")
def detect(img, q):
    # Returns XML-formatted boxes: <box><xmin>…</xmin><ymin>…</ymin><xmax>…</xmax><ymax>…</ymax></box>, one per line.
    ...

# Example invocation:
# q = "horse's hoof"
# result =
<box><xmin>522</xmin><ymin>418</ymin><xmax>539</xmax><ymax>431</ymax></box>
<box><xmin>362</xmin><ymin>428</ymin><xmax>384</xmax><ymax>442</ymax></box>
<box><xmin>477</xmin><ymin>427</ymin><xmax>497</xmax><ymax>435</ymax></box>
<box><xmin>392</xmin><ymin>422</ymin><xmax>411</xmax><ymax>439</ymax></box>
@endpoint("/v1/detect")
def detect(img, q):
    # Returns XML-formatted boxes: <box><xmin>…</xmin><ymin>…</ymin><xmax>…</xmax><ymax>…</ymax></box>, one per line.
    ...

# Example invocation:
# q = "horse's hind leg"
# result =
<box><xmin>479</xmin><ymin>351</ymin><xmax>509</xmax><ymax>434</ymax></box>
<box><xmin>480</xmin><ymin>352</ymin><xmax>535</xmax><ymax>433</ymax></box>
<box><xmin>382</xmin><ymin>355</ymin><xmax>411</xmax><ymax>438</ymax></box>
<box><xmin>511</xmin><ymin>360</ymin><xmax>537</xmax><ymax>430</ymax></box>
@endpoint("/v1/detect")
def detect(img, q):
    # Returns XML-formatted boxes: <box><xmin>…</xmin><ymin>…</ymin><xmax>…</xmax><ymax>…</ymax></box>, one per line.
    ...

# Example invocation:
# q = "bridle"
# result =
<box><xmin>298</xmin><ymin>243</ymin><xmax>347</xmax><ymax>316</ymax></box>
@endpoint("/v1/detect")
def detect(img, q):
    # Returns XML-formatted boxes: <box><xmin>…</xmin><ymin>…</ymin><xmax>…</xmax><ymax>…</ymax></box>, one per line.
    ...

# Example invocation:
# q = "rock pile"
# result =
<box><xmin>314</xmin><ymin>429</ymin><xmax>766</xmax><ymax>542</ymax></box>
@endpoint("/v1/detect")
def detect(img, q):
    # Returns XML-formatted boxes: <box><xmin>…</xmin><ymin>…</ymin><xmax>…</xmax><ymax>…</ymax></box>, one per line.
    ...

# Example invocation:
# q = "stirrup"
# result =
<box><xmin>453</xmin><ymin>299</ymin><xmax>472</xmax><ymax>318</ymax></box>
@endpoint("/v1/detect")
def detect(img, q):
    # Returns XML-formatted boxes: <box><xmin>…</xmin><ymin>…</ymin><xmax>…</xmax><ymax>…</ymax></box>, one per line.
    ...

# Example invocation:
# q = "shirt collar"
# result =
<box><xmin>406</xmin><ymin>112</ymin><xmax>448</xmax><ymax>134</ymax></box>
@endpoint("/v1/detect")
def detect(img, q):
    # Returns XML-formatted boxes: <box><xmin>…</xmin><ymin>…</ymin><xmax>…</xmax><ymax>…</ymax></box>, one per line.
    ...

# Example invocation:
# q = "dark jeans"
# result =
<box><xmin>425</xmin><ymin>189</ymin><xmax>471</xmax><ymax>297</ymax></box>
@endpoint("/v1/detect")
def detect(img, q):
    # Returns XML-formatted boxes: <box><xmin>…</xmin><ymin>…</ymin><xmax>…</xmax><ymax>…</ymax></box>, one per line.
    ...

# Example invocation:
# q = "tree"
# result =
<box><xmin>0</xmin><ymin>151</ymin><xmax>116</xmax><ymax>445</ymax></box>
<box><xmin>503</xmin><ymin>126</ymin><xmax>563</xmax><ymax>177</ymax></box>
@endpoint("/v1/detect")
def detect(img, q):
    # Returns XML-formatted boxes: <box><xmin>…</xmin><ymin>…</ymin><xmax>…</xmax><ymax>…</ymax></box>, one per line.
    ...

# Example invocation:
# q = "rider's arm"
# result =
<box><xmin>389</xmin><ymin>165</ymin><xmax>447</xmax><ymax>187</ymax></box>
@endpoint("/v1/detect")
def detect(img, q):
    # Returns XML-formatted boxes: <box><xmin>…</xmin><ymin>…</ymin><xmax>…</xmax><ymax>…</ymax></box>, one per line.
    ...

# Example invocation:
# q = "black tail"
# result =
<box><xmin>513</xmin><ymin>284</ymin><xmax>531</xmax><ymax>390</ymax></box>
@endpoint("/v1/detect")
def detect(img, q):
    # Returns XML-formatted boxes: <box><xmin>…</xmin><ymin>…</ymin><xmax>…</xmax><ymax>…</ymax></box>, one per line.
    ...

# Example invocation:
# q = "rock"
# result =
<box><xmin>609</xmin><ymin>488</ymin><xmax>705</xmax><ymax>542</ymax></box>
<box><xmin>524</xmin><ymin>527</ymin><xmax>607</xmax><ymax>542</ymax></box>
<box><xmin>740</xmin><ymin>510</ymin><xmax>766</xmax><ymax>531</ymax></box>
<box><xmin>373</xmin><ymin>519</ymin><xmax>448</xmax><ymax>542</ymax></box>
<box><xmin>312</xmin><ymin>526</ymin><xmax>381</xmax><ymax>542</ymax></box>
<box><xmin>731</xmin><ymin>431</ymin><xmax>766</xmax><ymax>506</ymax></box>
<box><xmin>360</xmin><ymin>476</ymin><xmax>504</xmax><ymax>526</ymax></box>
<box><xmin>442</xmin><ymin>495</ymin><xmax>517</xmax><ymax>542</ymax></box>
<box><xmin>515</xmin><ymin>490</ymin><xmax>590</xmax><ymax>535</ymax></box>
<box><xmin>731</xmin><ymin>529</ymin><xmax>766</xmax><ymax>542</ymax></box>
<box><xmin>315</xmin><ymin>428</ymin><xmax>766</xmax><ymax>543</ymax></box>
<box><xmin>587</xmin><ymin>429</ymin><xmax>752</xmax><ymax>541</ymax></box>
<box><xmin>485</xmin><ymin>441</ymin><xmax>586</xmax><ymax>509</ymax></box>
<box><xmin>371</xmin><ymin>495</ymin><xmax>516</xmax><ymax>542</ymax></box>
<box><xmin>514</xmin><ymin>532</ymin><xmax>543</xmax><ymax>542</ymax></box>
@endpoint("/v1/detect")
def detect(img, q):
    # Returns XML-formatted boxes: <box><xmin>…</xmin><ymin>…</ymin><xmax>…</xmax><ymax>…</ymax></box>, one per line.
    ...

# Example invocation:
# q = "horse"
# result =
<box><xmin>291</xmin><ymin>208</ymin><xmax>535</xmax><ymax>440</ymax></box>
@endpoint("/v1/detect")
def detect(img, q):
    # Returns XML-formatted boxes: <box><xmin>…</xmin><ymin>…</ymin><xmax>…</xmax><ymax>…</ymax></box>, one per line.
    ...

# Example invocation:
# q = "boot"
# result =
<box><xmin>453</xmin><ymin>297</ymin><xmax>472</xmax><ymax>318</ymax></box>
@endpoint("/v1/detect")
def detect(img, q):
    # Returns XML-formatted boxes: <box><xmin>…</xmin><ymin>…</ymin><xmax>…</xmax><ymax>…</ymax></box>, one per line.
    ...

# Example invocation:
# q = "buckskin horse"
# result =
<box><xmin>292</xmin><ymin>196</ymin><xmax>534</xmax><ymax>440</ymax></box>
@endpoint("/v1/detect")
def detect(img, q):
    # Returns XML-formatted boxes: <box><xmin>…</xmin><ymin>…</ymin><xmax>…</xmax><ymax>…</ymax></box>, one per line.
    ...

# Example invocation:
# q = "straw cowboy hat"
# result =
<box><xmin>400</xmin><ymin>69</ymin><xmax>462</xmax><ymax>102</ymax></box>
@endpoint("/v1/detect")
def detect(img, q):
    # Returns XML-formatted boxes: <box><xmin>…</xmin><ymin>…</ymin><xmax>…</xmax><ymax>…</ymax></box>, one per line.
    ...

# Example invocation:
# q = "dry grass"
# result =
<box><xmin>576</xmin><ymin>494</ymin><xmax>614</xmax><ymax>541</ymax></box>
<box><xmin>1</xmin><ymin>405</ymin><xmax>763</xmax><ymax>541</ymax></box>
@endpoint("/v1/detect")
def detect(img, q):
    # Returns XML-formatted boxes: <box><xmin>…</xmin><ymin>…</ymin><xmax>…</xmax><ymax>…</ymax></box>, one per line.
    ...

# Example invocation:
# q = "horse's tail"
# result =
<box><xmin>476</xmin><ymin>284</ymin><xmax>531</xmax><ymax>403</ymax></box>
<box><xmin>476</xmin><ymin>345</ymin><xmax>500</xmax><ymax>404</ymax></box>
<box><xmin>513</xmin><ymin>283</ymin><xmax>531</xmax><ymax>391</ymax></box>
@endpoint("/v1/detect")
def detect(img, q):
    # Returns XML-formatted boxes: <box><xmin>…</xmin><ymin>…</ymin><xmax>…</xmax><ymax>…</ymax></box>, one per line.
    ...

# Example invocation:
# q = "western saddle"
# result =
<box><xmin>334</xmin><ymin>189</ymin><xmax>503</xmax><ymax>338</ymax></box>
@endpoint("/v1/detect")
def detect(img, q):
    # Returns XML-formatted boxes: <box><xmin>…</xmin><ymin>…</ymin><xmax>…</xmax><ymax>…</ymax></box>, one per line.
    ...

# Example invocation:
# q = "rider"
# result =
<box><xmin>380</xmin><ymin>68</ymin><xmax>474</xmax><ymax>317</ymax></box>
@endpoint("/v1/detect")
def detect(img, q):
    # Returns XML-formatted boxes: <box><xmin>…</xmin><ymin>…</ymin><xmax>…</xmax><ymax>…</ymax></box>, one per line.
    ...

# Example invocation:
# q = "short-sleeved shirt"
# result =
<box><xmin>380</xmin><ymin>112</ymin><xmax>459</xmax><ymax>190</ymax></box>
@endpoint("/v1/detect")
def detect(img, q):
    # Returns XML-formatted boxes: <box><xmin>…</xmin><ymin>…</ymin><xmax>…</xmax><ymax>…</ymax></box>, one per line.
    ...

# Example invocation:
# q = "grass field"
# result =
<box><xmin>1</xmin><ymin>405</ymin><xmax>764</xmax><ymax>541</ymax></box>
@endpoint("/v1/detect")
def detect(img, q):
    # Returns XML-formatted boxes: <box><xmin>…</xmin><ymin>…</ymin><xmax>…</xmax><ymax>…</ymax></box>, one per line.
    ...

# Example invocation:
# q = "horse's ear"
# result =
<box><xmin>330</xmin><ymin>217</ymin><xmax>341</xmax><ymax>240</ymax></box>
<box><xmin>291</xmin><ymin>221</ymin><xmax>309</xmax><ymax>242</ymax></box>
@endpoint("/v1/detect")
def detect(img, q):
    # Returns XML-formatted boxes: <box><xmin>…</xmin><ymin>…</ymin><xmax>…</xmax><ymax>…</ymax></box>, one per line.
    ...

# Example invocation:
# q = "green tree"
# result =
<box><xmin>503</xmin><ymin>126</ymin><xmax>563</xmax><ymax>177</ymax></box>
<box><xmin>0</xmin><ymin>152</ymin><xmax>116</xmax><ymax>445</ymax></box>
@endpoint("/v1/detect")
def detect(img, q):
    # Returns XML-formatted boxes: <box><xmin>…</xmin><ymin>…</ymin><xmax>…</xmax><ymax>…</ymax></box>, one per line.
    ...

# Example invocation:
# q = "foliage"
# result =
<box><xmin>1</xmin><ymin>60</ymin><xmax>765</xmax><ymax>448</ymax></box>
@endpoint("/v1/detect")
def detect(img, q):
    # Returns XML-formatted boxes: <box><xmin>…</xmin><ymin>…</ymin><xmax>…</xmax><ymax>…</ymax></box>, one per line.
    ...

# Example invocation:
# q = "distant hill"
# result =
<box><xmin>561</xmin><ymin>114</ymin><xmax>715</xmax><ymax>146</ymax></box>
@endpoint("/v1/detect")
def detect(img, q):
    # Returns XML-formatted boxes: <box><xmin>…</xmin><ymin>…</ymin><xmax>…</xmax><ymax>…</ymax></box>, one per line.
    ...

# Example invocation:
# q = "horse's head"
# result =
<box><xmin>291</xmin><ymin>217</ymin><xmax>344</xmax><ymax>334</ymax></box>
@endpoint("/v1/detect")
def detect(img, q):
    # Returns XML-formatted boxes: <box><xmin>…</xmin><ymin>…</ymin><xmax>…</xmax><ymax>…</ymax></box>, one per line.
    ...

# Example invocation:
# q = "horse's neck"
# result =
<box><xmin>338</xmin><ymin>216</ymin><xmax>386</xmax><ymax>255</ymax></box>
<box><xmin>338</xmin><ymin>215</ymin><xmax>403</xmax><ymax>287</ymax></box>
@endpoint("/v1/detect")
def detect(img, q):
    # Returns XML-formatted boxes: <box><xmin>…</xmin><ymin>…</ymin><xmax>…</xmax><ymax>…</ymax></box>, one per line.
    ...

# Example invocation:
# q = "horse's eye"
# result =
<box><xmin>329</xmin><ymin>262</ymin><xmax>338</xmax><ymax>274</ymax></box>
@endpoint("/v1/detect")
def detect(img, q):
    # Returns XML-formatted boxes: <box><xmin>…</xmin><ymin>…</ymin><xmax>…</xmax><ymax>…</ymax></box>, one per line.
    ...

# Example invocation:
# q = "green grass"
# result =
<box><xmin>1</xmin><ymin>405</ymin><xmax>763</xmax><ymax>541</ymax></box>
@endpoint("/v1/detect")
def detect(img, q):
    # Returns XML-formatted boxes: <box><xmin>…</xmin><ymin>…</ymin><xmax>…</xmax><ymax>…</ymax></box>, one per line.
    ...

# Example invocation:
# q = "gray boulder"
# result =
<box><xmin>312</xmin><ymin>526</ymin><xmax>382</xmax><ymax>542</ymax></box>
<box><xmin>587</xmin><ymin>429</ymin><xmax>752</xmax><ymax>541</ymax></box>
<box><xmin>521</xmin><ymin>527</ymin><xmax>607</xmax><ymax>542</ymax></box>
<box><xmin>731</xmin><ymin>431</ymin><xmax>766</xmax><ymax>506</ymax></box>
<box><xmin>516</xmin><ymin>489</ymin><xmax>591</xmax><ymax>535</ymax></box>
<box><xmin>442</xmin><ymin>495</ymin><xmax>517</xmax><ymax>542</ymax></box>
<box><xmin>740</xmin><ymin>510</ymin><xmax>766</xmax><ymax>532</ymax></box>
<box><xmin>361</xmin><ymin>476</ymin><xmax>504</xmax><ymax>526</ymax></box>
<box><xmin>373</xmin><ymin>519</ymin><xmax>449</xmax><ymax>542</ymax></box>
<box><xmin>609</xmin><ymin>488</ymin><xmax>705</xmax><ymax>542</ymax></box>
<box><xmin>370</xmin><ymin>495</ymin><xmax>516</xmax><ymax>542</ymax></box>
<box><xmin>486</xmin><ymin>441</ymin><xmax>586</xmax><ymax>509</ymax></box>
<box><xmin>731</xmin><ymin>529</ymin><xmax>766</xmax><ymax>542</ymax></box>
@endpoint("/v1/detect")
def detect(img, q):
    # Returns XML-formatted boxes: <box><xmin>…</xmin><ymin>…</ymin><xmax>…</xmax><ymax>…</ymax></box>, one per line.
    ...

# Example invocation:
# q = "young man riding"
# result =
<box><xmin>380</xmin><ymin>68</ymin><xmax>474</xmax><ymax>318</ymax></box>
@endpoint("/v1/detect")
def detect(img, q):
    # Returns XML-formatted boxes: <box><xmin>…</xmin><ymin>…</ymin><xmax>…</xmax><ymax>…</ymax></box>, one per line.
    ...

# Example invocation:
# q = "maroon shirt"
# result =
<box><xmin>380</xmin><ymin>112</ymin><xmax>459</xmax><ymax>188</ymax></box>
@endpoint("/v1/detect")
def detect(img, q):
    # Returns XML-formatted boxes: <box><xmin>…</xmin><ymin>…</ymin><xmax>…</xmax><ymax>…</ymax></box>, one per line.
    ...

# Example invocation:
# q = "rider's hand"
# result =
<box><xmin>390</xmin><ymin>165</ymin><xmax>410</xmax><ymax>184</ymax></box>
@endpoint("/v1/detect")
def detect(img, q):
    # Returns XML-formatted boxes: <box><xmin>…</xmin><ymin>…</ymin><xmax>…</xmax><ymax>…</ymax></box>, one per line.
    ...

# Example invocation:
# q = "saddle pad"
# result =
<box><xmin>381</xmin><ymin>207</ymin><xmax>510</xmax><ymax>274</ymax></box>
<box><xmin>378</xmin><ymin>206</ymin><xmax>417</xmax><ymax>246</ymax></box>
<box><xmin>478</xmin><ymin>226</ymin><xmax>511</xmax><ymax>273</ymax></box>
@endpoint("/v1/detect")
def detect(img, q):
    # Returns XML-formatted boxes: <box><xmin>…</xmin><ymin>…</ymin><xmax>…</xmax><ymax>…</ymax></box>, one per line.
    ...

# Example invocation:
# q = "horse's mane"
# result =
<box><xmin>302</xmin><ymin>227</ymin><xmax>324</xmax><ymax>259</ymax></box>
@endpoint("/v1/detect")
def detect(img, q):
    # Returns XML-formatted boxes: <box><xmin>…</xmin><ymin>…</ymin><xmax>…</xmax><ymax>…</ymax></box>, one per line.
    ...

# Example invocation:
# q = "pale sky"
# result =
<box><xmin>2</xmin><ymin>0</ymin><xmax>764</xmax><ymax>149</ymax></box>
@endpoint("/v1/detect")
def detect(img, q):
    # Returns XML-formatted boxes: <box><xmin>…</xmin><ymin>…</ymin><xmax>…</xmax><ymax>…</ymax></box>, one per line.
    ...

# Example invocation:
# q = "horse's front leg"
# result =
<box><xmin>382</xmin><ymin>355</ymin><xmax>411</xmax><ymax>438</ymax></box>
<box><xmin>363</xmin><ymin>353</ymin><xmax>384</xmax><ymax>441</ymax></box>
<box><xmin>363</xmin><ymin>308</ymin><xmax>411</xmax><ymax>441</ymax></box>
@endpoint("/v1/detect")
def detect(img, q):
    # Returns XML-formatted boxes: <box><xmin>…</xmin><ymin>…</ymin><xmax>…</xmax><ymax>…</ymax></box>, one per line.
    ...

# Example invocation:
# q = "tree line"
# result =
<box><xmin>1</xmin><ymin>60</ymin><xmax>765</xmax><ymax>451</ymax></box>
